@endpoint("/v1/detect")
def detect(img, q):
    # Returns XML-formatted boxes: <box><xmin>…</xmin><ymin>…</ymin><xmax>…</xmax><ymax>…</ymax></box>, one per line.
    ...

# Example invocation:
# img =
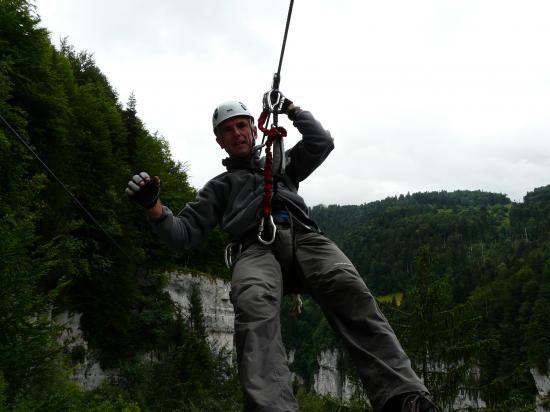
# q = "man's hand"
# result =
<box><xmin>262</xmin><ymin>90</ymin><xmax>293</xmax><ymax>114</ymax></box>
<box><xmin>126</xmin><ymin>172</ymin><xmax>160</xmax><ymax>209</ymax></box>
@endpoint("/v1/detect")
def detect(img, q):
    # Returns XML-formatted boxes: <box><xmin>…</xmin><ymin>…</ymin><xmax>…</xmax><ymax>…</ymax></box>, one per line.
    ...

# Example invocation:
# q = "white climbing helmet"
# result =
<box><xmin>212</xmin><ymin>101</ymin><xmax>254</xmax><ymax>133</ymax></box>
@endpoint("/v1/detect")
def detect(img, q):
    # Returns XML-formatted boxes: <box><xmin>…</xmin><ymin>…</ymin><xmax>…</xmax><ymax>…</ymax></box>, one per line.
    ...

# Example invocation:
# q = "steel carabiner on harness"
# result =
<box><xmin>257</xmin><ymin>215</ymin><xmax>277</xmax><ymax>245</ymax></box>
<box><xmin>224</xmin><ymin>242</ymin><xmax>243</xmax><ymax>269</ymax></box>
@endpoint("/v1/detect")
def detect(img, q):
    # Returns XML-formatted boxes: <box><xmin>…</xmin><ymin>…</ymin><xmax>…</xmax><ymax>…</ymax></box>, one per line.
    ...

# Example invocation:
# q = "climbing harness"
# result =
<box><xmin>256</xmin><ymin>0</ymin><xmax>294</xmax><ymax>246</ymax></box>
<box><xmin>255</xmin><ymin>1</ymin><xmax>303</xmax><ymax>316</ymax></box>
<box><xmin>0</xmin><ymin>113</ymin><xmax>130</xmax><ymax>258</ymax></box>
<box><xmin>222</xmin><ymin>0</ymin><xmax>295</xmax><ymax>266</ymax></box>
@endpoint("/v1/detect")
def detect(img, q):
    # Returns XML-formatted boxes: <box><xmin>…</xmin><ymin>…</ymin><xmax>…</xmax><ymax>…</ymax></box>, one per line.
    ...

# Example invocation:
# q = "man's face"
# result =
<box><xmin>216</xmin><ymin>116</ymin><xmax>257</xmax><ymax>158</ymax></box>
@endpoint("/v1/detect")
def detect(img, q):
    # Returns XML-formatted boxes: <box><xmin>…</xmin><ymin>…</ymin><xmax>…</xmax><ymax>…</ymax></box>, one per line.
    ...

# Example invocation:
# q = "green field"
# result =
<box><xmin>376</xmin><ymin>292</ymin><xmax>403</xmax><ymax>306</ymax></box>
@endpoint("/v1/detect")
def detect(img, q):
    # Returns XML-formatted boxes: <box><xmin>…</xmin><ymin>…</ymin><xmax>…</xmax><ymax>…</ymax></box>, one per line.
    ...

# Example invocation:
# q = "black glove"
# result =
<box><xmin>126</xmin><ymin>172</ymin><xmax>160</xmax><ymax>209</ymax></box>
<box><xmin>263</xmin><ymin>90</ymin><xmax>293</xmax><ymax>114</ymax></box>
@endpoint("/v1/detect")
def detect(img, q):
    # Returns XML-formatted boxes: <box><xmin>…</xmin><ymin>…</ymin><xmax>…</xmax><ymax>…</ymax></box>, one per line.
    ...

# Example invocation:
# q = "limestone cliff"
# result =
<box><xmin>57</xmin><ymin>271</ymin><xmax>235</xmax><ymax>389</ymax></box>
<box><xmin>165</xmin><ymin>271</ymin><xmax>234</xmax><ymax>352</ymax></box>
<box><xmin>532</xmin><ymin>363</ymin><xmax>550</xmax><ymax>412</ymax></box>
<box><xmin>56</xmin><ymin>270</ymin><xmax>550</xmax><ymax>411</ymax></box>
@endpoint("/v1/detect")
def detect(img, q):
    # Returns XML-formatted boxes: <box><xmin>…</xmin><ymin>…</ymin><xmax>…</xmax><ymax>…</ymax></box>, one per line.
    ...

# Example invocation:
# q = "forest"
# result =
<box><xmin>303</xmin><ymin>187</ymin><xmax>550</xmax><ymax>410</ymax></box>
<box><xmin>1</xmin><ymin>1</ymin><xmax>549</xmax><ymax>411</ymax></box>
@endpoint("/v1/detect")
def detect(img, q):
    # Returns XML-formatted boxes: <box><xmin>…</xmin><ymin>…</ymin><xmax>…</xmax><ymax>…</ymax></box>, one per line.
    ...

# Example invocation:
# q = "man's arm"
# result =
<box><xmin>285</xmin><ymin>106</ymin><xmax>334</xmax><ymax>183</ymax></box>
<box><xmin>126</xmin><ymin>172</ymin><xmax>223</xmax><ymax>251</ymax></box>
<box><xmin>262</xmin><ymin>90</ymin><xmax>334</xmax><ymax>184</ymax></box>
<box><xmin>145</xmin><ymin>198</ymin><xmax>163</xmax><ymax>220</ymax></box>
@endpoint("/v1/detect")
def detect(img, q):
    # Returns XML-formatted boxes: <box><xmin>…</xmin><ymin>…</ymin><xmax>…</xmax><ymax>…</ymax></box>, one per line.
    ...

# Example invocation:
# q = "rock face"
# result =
<box><xmin>57</xmin><ymin>271</ymin><xmax>235</xmax><ymax>389</ymax></box>
<box><xmin>56</xmin><ymin>271</ymin><xmax>550</xmax><ymax>411</ymax></box>
<box><xmin>531</xmin><ymin>363</ymin><xmax>550</xmax><ymax>412</ymax></box>
<box><xmin>452</xmin><ymin>389</ymin><xmax>486</xmax><ymax>411</ymax></box>
<box><xmin>312</xmin><ymin>349</ymin><xmax>364</xmax><ymax>403</ymax></box>
<box><xmin>165</xmin><ymin>272</ymin><xmax>235</xmax><ymax>352</ymax></box>
<box><xmin>313</xmin><ymin>349</ymin><xmax>341</xmax><ymax>398</ymax></box>
<box><xmin>56</xmin><ymin>311</ymin><xmax>117</xmax><ymax>390</ymax></box>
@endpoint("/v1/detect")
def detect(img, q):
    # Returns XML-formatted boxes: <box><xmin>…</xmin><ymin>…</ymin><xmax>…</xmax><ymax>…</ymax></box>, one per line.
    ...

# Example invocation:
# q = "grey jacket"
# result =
<box><xmin>151</xmin><ymin>109</ymin><xmax>334</xmax><ymax>252</ymax></box>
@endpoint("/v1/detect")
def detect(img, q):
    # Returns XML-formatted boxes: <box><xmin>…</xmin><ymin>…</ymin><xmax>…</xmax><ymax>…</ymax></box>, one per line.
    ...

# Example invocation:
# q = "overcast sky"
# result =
<box><xmin>34</xmin><ymin>0</ymin><xmax>550</xmax><ymax>205</ymax></box>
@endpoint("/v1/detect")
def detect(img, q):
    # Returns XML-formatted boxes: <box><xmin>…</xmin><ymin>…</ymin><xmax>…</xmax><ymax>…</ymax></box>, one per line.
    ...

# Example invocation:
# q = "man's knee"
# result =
<box><xmin>231</xmin><ymin>283</ymin><xmax>280</xmax><ymax>323</ymax></box>
<box><xmin>316</xmin><ymin>263</ymin><xmax>366</xmax><ymax>293</ymax></box>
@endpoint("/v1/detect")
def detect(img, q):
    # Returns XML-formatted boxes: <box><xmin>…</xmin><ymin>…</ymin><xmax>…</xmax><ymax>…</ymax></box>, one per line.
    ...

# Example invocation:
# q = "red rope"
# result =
<box><xmin>257</xmin><ymin>110</ymin><xmax>287</xmax><ymax>217</ymax></box>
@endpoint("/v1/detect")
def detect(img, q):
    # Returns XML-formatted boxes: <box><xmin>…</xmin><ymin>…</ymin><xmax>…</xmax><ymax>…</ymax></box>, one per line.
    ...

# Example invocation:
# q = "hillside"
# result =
<box><xmin>1</xmin><ymin>2</ymin><xmax>235</xmax><ymax>410</ymax></box>
<box><xmin>1</xmin><ymin>2</ymin><xmax>549</xmax><ymax>411</ymax></box>
<box><xmin>306</xmin><ymin>188</ymin><xmax>550</xmax><ymax>408</ymax></box>
<box><xmin>311</xmin><ymin>190</ymin><xmax>512</xmax><ymax>295</ymax></box>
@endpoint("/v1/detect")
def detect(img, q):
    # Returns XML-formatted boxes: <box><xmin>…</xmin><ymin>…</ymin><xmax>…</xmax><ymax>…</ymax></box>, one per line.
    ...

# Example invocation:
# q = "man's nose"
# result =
<box><xmin>230</xmin><ymin>127</ymin><xmax>242</xmax><ymax>137</ymax></box>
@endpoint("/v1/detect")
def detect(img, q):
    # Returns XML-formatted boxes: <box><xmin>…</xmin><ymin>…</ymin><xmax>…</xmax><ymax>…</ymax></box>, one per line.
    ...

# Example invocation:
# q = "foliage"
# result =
<box><xmin>0</xmin><ymin>1</ymin><xmax>231</xmax><ymax>409</ymax></box>
<box><xmin>282</xmin><ymin>296</ymin><xmax>338</xmax><ymax>387</ymax></box>
<box><xmin>117</xmin><ymin>290</ymin><xmax>242</xmax><ymax>412</ymax></box>
<box><xmin>312</xmin><ymin>191</ymin><xmax>511</xmax><ymax>296</ymax></box>
<box><xmin>524</xmin><ymin>184</ymin><xmax>550</xmax><ymax>203</ymax></box>
<box><xmin>380</xmin><ymin>246</ymin><xmax>489</xmax><ymax>409</ymax></box>
<box><xmin>308</xmin><ymin>188</ymin><xmax>550</xmax><ymax>409</ymax></box>
<box><xmin>1</xmin><ymin>1</ymin><xmax>549</xmax><ymax>410</ymax></box>
<box><xmin>295</xmin><ymin>387</ymin><xmax>372</xmax><ymax>412</ymax></box>
<box><xmin>10</xmin><ymin>382</ymin><xmax>141</xmax><ymax>412</ymax></box>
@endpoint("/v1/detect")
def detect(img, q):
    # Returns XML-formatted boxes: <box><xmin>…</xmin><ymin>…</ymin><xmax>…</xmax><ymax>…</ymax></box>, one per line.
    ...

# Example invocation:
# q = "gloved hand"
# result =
<box><xmin>262</xmin><ymin>90</ymin><xmax>293</xmax><ymax>114</ymax></box>
<box><xmin>126</xmin><ymin>172</ymin><xmax>160</xmax><ymax>209</ymax></box>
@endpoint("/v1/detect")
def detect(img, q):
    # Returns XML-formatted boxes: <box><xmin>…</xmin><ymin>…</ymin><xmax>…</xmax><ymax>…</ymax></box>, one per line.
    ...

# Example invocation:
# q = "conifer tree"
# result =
<box><xmin>382</xmin><ymin>246</ymin><xmax>487</xmax><ymax>410</ymax></box>
<box><xmin>189</xmin><ymin>282</ymin><xmax>207</xmax><ymax>340</ymax></box>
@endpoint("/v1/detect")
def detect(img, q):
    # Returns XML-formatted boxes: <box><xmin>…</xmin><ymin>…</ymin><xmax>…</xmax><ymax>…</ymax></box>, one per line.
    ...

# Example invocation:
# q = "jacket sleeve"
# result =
<box><xmin>285</xmin><ymin>109</ymin><xmax>334</xmax><ymax>184</ymax></box>
<box><xmin>150</xmin><ymin>179</ymin><xmax>226</xmax><ymax>252</ymax></box>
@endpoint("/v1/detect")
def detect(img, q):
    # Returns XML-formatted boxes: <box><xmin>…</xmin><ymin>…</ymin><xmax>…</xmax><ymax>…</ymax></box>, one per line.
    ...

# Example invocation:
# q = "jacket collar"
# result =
<box><xmin>222</xmin><ymin>153</ymin><xmax>263</xmax><ymax>171</ymax></box>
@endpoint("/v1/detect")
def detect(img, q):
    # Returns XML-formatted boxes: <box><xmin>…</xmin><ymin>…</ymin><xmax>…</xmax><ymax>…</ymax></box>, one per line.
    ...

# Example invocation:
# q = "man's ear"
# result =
<box><xmin>252</xmin><ymin>125</ymin><xmax>258</xmax><ymax>139</ymax></box>
<box><xmin>216</xmin><ymin>135</ymin><xmax>225</xmax><ymax>149</ymax></box>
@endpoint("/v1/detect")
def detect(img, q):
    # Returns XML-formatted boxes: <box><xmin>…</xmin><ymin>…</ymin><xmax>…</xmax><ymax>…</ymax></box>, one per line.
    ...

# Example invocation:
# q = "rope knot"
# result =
<box><xmin>258</xmin><ymin>110</ymin><xmax>287</xmax><ymax>141</ymax></box>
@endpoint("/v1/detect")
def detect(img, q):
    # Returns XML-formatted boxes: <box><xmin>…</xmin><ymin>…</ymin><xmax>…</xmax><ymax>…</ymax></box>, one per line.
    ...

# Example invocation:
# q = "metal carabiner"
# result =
<box><xmin>257</xmin><ymin>215</ymin><xmax>277</xmax><ymax>245</ymax></box>
<box><xmin>265</xmin><ymin>89</ymin><xmax>282</xmax><ymax>113</ymax></box>
<box><xmin>224</xmin><ymin>242</ymin><xmax>242</xmax><ymax>269</ymax></box>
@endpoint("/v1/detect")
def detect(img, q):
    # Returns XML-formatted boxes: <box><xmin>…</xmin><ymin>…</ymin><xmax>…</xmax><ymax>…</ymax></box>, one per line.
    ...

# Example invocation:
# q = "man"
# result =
<box><xmin>126</xmin><ymin>92</ymin><xmax>439</xmax><ymax>412</ymax></box>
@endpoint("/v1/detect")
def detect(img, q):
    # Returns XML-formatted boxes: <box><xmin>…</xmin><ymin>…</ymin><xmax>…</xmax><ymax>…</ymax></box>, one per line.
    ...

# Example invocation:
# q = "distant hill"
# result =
<box><xmin>310</xmin><ymin>188</ymin><xmax>545</xmax><ymax>295</ymax></box>
<box><xmin>296</xmin><ymin>187</ymin><xmax>550</xmax><ymax>407</ymax></box>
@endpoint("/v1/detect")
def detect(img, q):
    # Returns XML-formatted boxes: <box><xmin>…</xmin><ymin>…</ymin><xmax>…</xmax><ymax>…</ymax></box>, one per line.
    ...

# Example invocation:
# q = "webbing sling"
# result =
<box><xmin>257</xmin><ymin>0</ymin><xmax>294</xmax><ymax>245</ymax></box>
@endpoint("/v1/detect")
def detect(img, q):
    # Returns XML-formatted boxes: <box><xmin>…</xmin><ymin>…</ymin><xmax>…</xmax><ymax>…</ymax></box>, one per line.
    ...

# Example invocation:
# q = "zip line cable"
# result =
<box><xmin>0</xmin><ymin>113</ymin><xmax>130</xmax><ymax>259</ymax></box>
<box><xmin>262</xmin><ymin>0</ymin><xmax>294</xmax><ymax>141</ymax></box>
<box><xmin>255</xmin><ymin>0</ymin><xmax>295</xmax><ymax>246</ymax></box>
<box><xmin>274</xmin><ymin>0</ymin><xmax>294</xmax><ymax>90</ymax></box>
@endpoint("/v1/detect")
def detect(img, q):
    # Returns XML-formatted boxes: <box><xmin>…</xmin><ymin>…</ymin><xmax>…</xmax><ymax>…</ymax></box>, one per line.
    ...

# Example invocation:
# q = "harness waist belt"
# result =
<box><xmin>272</xmin><ymin>210</ymin><xmax>290</xmax><ymax>222</ymax></box>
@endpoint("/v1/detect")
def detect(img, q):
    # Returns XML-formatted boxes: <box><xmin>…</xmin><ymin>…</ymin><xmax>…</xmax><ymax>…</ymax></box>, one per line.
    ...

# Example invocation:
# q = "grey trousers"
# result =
<box><xmin>230</xmin><ymin>226</ymin><xmax>427</xmax><ymax>412</ymax></box>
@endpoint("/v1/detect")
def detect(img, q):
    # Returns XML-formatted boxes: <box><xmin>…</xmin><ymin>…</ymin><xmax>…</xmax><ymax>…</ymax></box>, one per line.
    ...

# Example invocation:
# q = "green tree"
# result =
<box><xmin>382</xmin><ymin>247</ymin><xmax>487</xmax><ymax>410</ymax></box>
<box><xmin>188</xmin><ymin>282</ymin><xmax>207</xmax><ymax>339</ymax></box>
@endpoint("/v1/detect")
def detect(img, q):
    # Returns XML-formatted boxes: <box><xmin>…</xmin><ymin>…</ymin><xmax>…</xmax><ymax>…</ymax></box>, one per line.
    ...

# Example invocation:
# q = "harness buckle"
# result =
<box><xmin>257</xmin><ymin>215</ymin><xmax>277</xmax><ymax>245</ymax></box>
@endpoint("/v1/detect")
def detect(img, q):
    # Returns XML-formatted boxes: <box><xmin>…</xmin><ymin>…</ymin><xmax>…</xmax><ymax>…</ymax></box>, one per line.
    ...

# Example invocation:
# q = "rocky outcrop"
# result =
<box><xmin>531</xmin><ymin>363</ymin><xmax>550</xmax><ymax>412</ymax></box>
<box><xmin>313</xmin><ymin>349</ymin><xmax>341</xmax><ymax>397</ymax></box>
<box><xmin>56</xmin><ymin>271</ymin><xmax>550</xmax><ymax>411</ymax></box>
<box><xmin>452</xmin><ymin>389</ymin><xmax>486</xmax><ymax>411</ymax></box>
<box><xmin>312</xmin><ymin>349</ymin><xmax>365</xmax><ymax>403</ymax></box>
<box><xmin>422</xmin><ymin>362</ymin><xmax>486</xmax><ymax>411</ymax></box>
<box><xmin>56</xmin><ymin>312</ymin><xmax>117</xmax><ymax>390</ymax></box>
<box><xmin>165</xmin><ymin>272</ymin><xmax>234</xmax><ymax>352</ymax></box>
<box><xmin>57</xmin><ymin>271</ymin><xmax>235</xmax><ymax>389</ymax></box>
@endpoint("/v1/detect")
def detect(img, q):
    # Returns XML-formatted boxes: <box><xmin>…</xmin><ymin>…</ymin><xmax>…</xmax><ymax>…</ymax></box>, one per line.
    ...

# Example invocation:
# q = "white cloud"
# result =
<box><xmin>35</xmin><ymin>0</ymin><xmax>550</xmax><ymax>205</ymax></box>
